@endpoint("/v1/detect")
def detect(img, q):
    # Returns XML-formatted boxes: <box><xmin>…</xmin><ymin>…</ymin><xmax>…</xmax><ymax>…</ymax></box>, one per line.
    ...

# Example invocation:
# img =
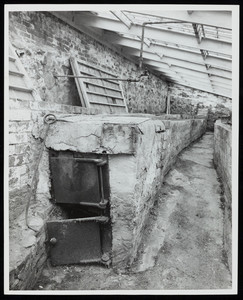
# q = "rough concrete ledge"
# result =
<box><xmin>45</xmin><ymin>114</ymin><xmax>207</xmax><ymax>271</ymax></box>
<box><xmin>45</xmin><ymin>114</ymin><xmax>165</xmax><ymax>154</ymax></box>
<box><xmin>213</xmin><ymin>120</ymin><xmax>232</xmax><ymax>273</ymax></box>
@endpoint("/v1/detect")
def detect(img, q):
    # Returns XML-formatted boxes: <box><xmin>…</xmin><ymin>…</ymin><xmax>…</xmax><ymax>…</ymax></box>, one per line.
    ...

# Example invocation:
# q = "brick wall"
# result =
<box><xmin>9</xmin><ymin>11</ymin><xmax>168</xmax><ymax>113</ymax></box>
<box><xmin>168</xmin><ymin>83</ymin><xmax>232</xmax><ymax>131</ymax></box>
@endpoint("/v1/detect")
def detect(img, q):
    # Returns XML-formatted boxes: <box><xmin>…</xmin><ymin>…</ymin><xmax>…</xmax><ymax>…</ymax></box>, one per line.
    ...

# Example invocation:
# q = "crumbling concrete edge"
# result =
<box><xmin>213</xmin><ymin>120</ymin><xmax>232</xmax><ymax>274</ymax></box>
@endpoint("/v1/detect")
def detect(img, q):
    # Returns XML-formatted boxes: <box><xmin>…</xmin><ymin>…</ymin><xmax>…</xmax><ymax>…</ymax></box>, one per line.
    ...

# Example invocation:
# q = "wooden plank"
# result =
<box><xmin>9</xmin><ymin>88</ymin><xmax>34</xmax><ymax>101</ymax></box>
<box><xmin>111</xmin><ymin>11</ymin><xmax>132</xmax><ymax>29</ymax></box>
<box><xmin>83</xmin><ymin>80</ymin><xmax>122</xmax><ymax>92</ymax></box>
<box><xmin>9</xmin><ymin>43</ymin><xmax>42</xmax><ymax>102</ymax></box>
<box><xmin>118</xmin><ymin>82</ymin><xmax>128</xmax><ymax>113</ymax></box>
<box><xmin>77</xmin><ymin>13</ymin><xmax>232</xmax><ymax>56</ymax></box>
<box><xmin>79</xmin><ymin>70</ymin><xmax>120</xmax><ymax>85</ymax></box>
<box><xmin>70</xmin><ymin>57</ymin><xmax>90</xmax><ymax>108</ymax></box>
<box><xmin>86</xmin><ymin>90</ymin><xmax>124</xmax><ymax>100</ymax></box>
<box><xmin>71</xmin><ymin>57</ymin><xmax>127</xmax><ymax>113</ymax></box>
<box><xmin>77</xmin><ymin>59</ymin><xmax>116</xmax><ymax>77</ymax></box>
<box><xmin>9</xmin><ymin>85</ymin><xmax>33</xmax><ymax>93</ymax></box>
<box><xmin>9</xmin><ymin>56</ymin><xmax>16</xmax><ymax>62</ymax></box>
<box><xmin>9</xmin><ymin>70</ymin><xmax>24</xmax><ymax>77</ymax></box>
<box><xmin>89</xmin><ymin>101</ymin><xmax>126</xmax><ymax>108</ymax></box>
<box><xmin>125</xmin><ymin>10</ymin><xmax>232</xmax><ymax>30</ymax></box>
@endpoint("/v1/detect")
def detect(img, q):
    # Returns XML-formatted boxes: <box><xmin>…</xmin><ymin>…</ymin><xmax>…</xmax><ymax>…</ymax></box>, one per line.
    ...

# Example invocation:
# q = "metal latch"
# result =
<box><xmin>155</xmin><ymin>125</ymin><xmax>165</xmax><ymax>133</ymax></box>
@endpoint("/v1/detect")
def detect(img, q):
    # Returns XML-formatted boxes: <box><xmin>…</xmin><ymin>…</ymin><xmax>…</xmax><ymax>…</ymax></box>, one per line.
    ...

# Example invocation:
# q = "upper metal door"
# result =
<box><xmin>50</xmin><ymin>157</ymin><xmax>102</xmax><ymax>205</ymax></box>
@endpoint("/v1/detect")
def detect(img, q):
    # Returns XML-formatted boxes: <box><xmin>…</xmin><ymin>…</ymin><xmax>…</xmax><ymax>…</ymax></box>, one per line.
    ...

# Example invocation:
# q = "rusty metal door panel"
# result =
<box><xmin>50</xmin><ymin>157</ymin><xmax>100</xmax><ymax>204</ymax></box>
<box><xmin>47</xmin><ymin>217</ymin><xmax>107</xmax><ymax>266</ymax></box>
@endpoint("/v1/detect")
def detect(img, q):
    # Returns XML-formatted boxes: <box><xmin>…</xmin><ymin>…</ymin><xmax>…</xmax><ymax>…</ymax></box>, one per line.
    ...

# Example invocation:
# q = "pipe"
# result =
<box><xmin>139</xmin><ymin>21</ymin><xmax>187</xmax><ymax>70</ymax></box>
<box><xmin>54</xmin><ymin>74</ymin><xmax>140</xmax><ymax>82</ymax></box>
<box><xmin>25</xmin><ymin>114</ymin><xmax>57</xmax><ymax>232</ymax></box>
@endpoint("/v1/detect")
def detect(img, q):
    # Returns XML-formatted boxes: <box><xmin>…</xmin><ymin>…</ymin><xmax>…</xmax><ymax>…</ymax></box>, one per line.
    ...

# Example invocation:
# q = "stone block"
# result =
<box><xmin>9</xmin><ymin>109</ymin><xmax>31</xmax><ymax>121</ymax></box>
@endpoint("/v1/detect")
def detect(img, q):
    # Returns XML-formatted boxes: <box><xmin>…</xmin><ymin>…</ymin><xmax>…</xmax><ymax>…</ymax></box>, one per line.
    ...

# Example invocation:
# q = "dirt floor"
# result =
<box><xmin>33</xmin><ymin>132</ymin><xmax>231</xmax><ymax>291</ymax></box>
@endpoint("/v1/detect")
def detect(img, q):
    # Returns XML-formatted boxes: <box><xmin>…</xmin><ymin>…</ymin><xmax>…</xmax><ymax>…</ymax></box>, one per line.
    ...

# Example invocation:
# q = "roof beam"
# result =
<box><xmin>142</xmin><ymin>59</ymin><xmax>231</xmax><ymax>80</ymax></box>
<box><xmin>75</xmin><ymin>13</ymin><xmax>232</xmax><ymax>56</ymax></box>
<box><xmin>140</xmin><ymin>60</ymin><xmax>215</xmax><ymax>92</ymax></box>
<box><xmin>169</xmin><ymin>80</ymin><xmax>231</xmax><ymax>98</ymax></box>
<box><xmin>110</xmin><ymin>11</ymin><xmax>132</xmax><ymax>29</ymax></box>
<box><xmin>127</xmin><ymin>49</ymin><xmax>232</xmax><ymax>77</ymax></box>
<box><xmin>170</xmin><ymin>75</ymin><xmax>232</xmax><ymax>92</ymax></box>
<box><xmin>104</xmin><ymin>33</ymin><xmax>232</xmax><ymax>70</ymax></box>
<box><xmin>191</xmin><ymin>22</ymin><xmax>217</xmax><ymax>91</ymax></box>
<box><xmin>149</xmin><ymin>65</ymin><xmax>231</xmax><ymax>93</ymax></box>
<box><xmin>124</xmin><ymin>10</ymin><xmax>232</xmax><ymax>30</ymax></box>
<box><xmin>156</xmin><ymin>69</ymin><xmax>232</xmax><ymax>87</ymax></box>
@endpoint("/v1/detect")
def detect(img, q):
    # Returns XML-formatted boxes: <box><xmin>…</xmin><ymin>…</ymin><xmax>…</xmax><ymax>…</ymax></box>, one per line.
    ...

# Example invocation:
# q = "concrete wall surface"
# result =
<box><xmin>46</xmin><ymin>114</ymin><xmax>207</xmax><ymax>271</ymax></box>
<box><xmin>169</xmin><ymin>83</ymin><xmax>232</xmax><ymax>131</ymax></box>
<box><xmin>213</xmin><ymin>120</ymin><xmax>232</xmax><ymax>272</ymax></box>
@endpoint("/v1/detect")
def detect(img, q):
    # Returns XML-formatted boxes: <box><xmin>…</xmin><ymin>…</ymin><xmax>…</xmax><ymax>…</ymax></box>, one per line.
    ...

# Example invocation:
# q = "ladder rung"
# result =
<box><xmin>77</xmin><ymin>59</ymin><xmax>116</xmax><ymax>76</ymax></box>
<box><xmin>87</xmin><ymin>90</ymin><xmax>124</xmax><ymax>100</ymax></box>
<box><xmin>83</xmin><ymin>80</ymin><xmax>121</xmax><ymax>93</ymax></box>
<box><xmin>80</xmin><ymin>71</ymin><xmax>120</xmax><ymax>85</ymax></box>
<box><xmin>9</xmin><ymin>70</ymin><xmax>24</xmax><ymax>77</ymax></box>
<box><xmin>89</xmin><ymin>101</ymin><xmax>126</xmax><ymax>108</ymax></box>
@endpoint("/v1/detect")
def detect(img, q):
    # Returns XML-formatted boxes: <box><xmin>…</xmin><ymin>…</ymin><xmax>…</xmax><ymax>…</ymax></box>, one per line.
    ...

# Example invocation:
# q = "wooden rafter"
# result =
<box><xmin>123</xmin><ymin>10</ymin><xmax>232</xmax><ymax>30</ymax></box>
<box><xmin>74</xmin><ymin>12</ymin><xmax>232</xmax><ymax>56</ymax></box>
<box><xmin>103</xmin><ymin>32</ymin><xmax>232</xmax><ymax>69</ymax></box>
<box><xmin>51</xmin><ymin>10</ymin><xmax>232</xmax><ymax>99</ymax></box>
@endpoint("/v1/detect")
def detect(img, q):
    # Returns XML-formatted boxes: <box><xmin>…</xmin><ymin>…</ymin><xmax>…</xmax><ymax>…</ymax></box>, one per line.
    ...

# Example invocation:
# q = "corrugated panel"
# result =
<box><xmin>70</xmin><ymin>57</ymin><xmax>128</xmax><ymax>113</ymax></box>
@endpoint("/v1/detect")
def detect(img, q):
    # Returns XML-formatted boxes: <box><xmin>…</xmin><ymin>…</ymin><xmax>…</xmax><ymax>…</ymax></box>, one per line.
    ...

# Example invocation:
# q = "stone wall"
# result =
<box><xmin>9</xmin><ymin>11</ymin><xmax>168</xmax><ymax>114</ymax></box>
<box><xmin>168</xmin><ymin>83</ymin><xmax>232</xmax><ymax>131</ymax></box>
<box><xmin>9</xmin><ymin>10</ymin><xmax>169</xmax><ymax>290</ymax></box>
<box><xmin>213</xmin><ymin>120</ymin><xmax>232</xmax><ymax>272</ymax></box>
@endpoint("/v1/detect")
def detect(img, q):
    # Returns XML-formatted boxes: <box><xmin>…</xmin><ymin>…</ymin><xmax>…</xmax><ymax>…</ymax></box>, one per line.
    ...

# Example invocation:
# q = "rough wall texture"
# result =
<box><xmin>9</xmin><ymin>11</ymin><xmax>168</xmax><ymax>114</ymax></box>
<box><xmin>110</xmin><ymin>117</ymin><xmax>207</xmax><ymax>270</ymax></box>
<box><xmin>9</xmin><ymin>102</ymin><xmax>98</xmax><ymax>290</ymax></box>
<box><xmin>9</xmin><ymin>10</ymin><xmax>169</xmax><ymax>290</ymax></box>
<box><xmin>45</xmin><ymin>114</ymin><xmax>207</xmax><ymax>271</ymax></box>
<box><xmin>168</xmin><ymin>83</ymin><xmax>232</xmax><ymax>131</ymax></box>
<box><xmin>9</xmin><ymin>100</ymin><xmax>98</xmax><ymax>224</ymax></box>
<box><xmin>213</xmin><ymin>120</ymin><xmax>232</xmax><ymax>272</ymax></box>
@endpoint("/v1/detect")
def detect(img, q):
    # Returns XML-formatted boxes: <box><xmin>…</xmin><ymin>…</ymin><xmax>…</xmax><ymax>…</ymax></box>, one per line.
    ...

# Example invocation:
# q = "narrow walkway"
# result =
<box><xmin>34</xmin><ymin>132</ymin><xmax>231</xmax><ymax>290</ymax></box>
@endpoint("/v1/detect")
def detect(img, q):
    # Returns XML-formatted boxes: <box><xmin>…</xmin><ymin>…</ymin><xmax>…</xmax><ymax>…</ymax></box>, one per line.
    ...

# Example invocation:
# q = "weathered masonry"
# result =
<box><xmin>8</xmin><ymin>9</ymin><xmax>233</xmax><ymax>290</ymax></box>
<box><xmin>45</xmin><ymin>114</ymin><xmax>206</xmax><ymax>270</ymax></box>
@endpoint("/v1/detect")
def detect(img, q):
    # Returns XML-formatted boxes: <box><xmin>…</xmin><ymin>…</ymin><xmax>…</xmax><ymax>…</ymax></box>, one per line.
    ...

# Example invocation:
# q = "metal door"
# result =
<box><xmin>48</xmin><ymin>152</ymin><xmax>111</xmax><ymax>266</ymax></box>
<box><xmin>47</xmin><ymin>216</ymin><xmax>111</xmax><ymax>266</ymax></box>
<box><xmin>50</xmin><ymin>156</ymin><xmax>107</xmax><ymax>207</ymax></box>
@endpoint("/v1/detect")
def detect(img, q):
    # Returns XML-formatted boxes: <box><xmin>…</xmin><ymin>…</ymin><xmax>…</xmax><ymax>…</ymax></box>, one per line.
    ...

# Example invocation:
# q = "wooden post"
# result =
<box><xmin>166</xmin><ymin>94</ymin><xmax>171</xmax><ymax>115</ymax></box>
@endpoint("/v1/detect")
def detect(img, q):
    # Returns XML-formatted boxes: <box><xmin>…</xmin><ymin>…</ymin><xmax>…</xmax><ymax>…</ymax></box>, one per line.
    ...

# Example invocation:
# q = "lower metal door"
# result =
<box><xmin>47</xmin><ymin>216</ymin><xmax>109</xmax><ymax>266</ymax></box>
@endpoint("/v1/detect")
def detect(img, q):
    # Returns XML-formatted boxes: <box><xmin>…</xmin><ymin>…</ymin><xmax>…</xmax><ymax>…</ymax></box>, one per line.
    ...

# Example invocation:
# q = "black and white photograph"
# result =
<box><xmin>4</xmin><ymin>4</ymin><xmax>239</xmax><ymax>295</ymax></box>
